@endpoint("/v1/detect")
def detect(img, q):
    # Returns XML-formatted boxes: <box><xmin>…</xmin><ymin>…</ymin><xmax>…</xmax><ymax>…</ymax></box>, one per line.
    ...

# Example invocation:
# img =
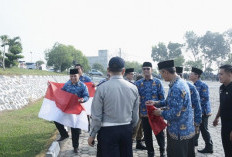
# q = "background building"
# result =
<box><xmin>87</xmin><ymin>50</ymin><xmax>109</xmax><ymax>70</ymax></box>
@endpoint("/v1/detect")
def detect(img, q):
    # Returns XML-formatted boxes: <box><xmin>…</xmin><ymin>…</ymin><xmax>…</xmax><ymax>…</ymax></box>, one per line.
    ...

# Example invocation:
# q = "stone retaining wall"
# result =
<box><xmin>0</xmin><ymin>75</ymin><xmax>69</xmax><ymax>112</ymax></box>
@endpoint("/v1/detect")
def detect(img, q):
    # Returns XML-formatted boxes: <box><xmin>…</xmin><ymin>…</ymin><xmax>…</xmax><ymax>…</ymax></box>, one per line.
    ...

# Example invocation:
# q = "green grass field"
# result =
<box><xmin>0</xmin><ymin>67</ymin><xmax>66</xmax><ymax>75</ymax></box>
<box><xmin>0</xmin><ymin>99</ymin><xmax>57</xmax><ymax>157</ymax></box>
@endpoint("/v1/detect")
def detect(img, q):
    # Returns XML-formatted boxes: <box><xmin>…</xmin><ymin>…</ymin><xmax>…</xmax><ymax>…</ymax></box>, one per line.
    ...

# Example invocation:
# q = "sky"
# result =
<box><xmin>0</xmin><ymin>0</ymin><xmax>232</xmax><ymax>66</ymax></box>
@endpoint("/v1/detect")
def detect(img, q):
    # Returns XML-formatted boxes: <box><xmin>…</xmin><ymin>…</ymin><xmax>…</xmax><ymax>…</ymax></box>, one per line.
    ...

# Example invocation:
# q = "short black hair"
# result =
<box><xmin>109</xmin><ymin>67</ymin><xmax>123</xmax><ymax>73</ymax></box>
<box><xmin>220</xmin><ymin>64</ymin><xmax>232</xmax><ymax>73</ymax></box>
<box><xmin>162</xmin><ymin>67</ymin><xmax>176</xmax><ymax>74</ymax></box>
<box><xmin>75</xmin><ymin>64</ymin><xmax>83</xmax><ymax>69</ymax></box>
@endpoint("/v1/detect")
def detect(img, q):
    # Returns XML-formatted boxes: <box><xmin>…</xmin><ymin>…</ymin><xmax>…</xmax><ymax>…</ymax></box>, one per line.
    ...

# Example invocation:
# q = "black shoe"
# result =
<box><xmin>136</xmin><ymin>142</ymin><xmax>147</xmax><ymax>150</ymax></box>
<box><xmin>74</xmin><ymin>148</ymin><xmax>78</xmax><ymax>153</ymax></box>
<box><xmin>57</xmin><ymin>135</ymin><xmax>69</xmax><ymax>141</ymax></box>
<box><xmin>198</xmin><ymin>147</ymin><xmax>213</xmax><ymax>154</ymax></box>
<box><xmin>148</xmin><ymin>152</ymin><xmax>154</xmax><ymax>157</ymax></box>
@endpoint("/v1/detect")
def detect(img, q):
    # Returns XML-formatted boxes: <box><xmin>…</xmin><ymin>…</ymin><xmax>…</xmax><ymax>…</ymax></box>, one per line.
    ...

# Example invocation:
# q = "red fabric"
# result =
<box><xmin>85</xmin><ymin>82</ymin><xmax>96</xmax><ymax>97</ymax></box>
<box><xmin>45</xmin><ymin>81</ymin><xmax>85</xmax><ymax>114</ymax></box>
<box><xmin>146</xmin><ymin>105</ymin><xmax>167</xmax><ymax>135</ymax></box>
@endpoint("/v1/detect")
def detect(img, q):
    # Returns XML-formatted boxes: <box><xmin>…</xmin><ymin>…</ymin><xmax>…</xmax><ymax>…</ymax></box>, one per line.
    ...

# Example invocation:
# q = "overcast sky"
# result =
<box><xmin>0</xmin><ymin>0</ymin><xmax>232</xmax><ymax>65</ymax></box>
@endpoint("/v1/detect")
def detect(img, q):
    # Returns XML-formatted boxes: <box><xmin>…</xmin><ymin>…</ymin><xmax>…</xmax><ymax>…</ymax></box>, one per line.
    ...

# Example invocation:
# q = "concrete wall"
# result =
<box><xmin>0</xmin><ymin>75</ymin><xmax>69</xmax><ymax>112</ymax></box>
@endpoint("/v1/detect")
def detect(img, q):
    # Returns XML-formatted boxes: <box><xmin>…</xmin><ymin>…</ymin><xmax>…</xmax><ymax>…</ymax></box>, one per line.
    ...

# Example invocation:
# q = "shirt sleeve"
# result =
<box><xmin>131</xmin><ymin>89</ymin><xmax>139</xmax><ymax>128</ymax></box>
<box><xmin>161</xmin><ymin>88</ymin><xmax>185</xmax><ymax>121</ymax></box>
<box><xmin>157</xmin><ymin>80</ymin><xmax>165</xmax><ymax>101</ymax></box>
<box><xmin>61</xmin><ymin>81</ymin><xmax>69</xmax><ymax>91</ymax></box>
<box><xmin>191</xmin><ymin>86</ymin><xmax>202</xmax><ymax>125</ymax></box>
<box><xmin>82</xmin><ymin>84</ymin><xmax>89</xmax><ymax>102</ymax></box>
<box><xmin>89</xmin><ymin>88</ymin><xmax>103</xmax><ymax>138</ymax></box>
<box><xmin>200</xmin><ymin>83</ymin><xmax>210</xmax><ymax>106</ymax></box>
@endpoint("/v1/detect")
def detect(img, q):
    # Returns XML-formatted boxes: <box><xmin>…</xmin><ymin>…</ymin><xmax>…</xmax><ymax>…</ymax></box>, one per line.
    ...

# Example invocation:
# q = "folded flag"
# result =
<box><xmin>38</xmin><ymin>81</ymin><xmax>96</xmax><ymax>130</ymax></box>
<box><xmin>146</xmin><ymin>105</ymin><xmax>167</xmax><ymax>135</ymax></box>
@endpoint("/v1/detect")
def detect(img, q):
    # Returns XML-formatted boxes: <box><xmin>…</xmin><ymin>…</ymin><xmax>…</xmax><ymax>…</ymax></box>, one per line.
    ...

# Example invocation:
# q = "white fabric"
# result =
<box><xmin>82</xmin><ymin>97</ymin><xmax>93</xmax><ymax>115</ymax></box>
<box><xmin>38</xmin><ymin>98</ymin><xmax>88</xmax><ymax>130</ymax></box>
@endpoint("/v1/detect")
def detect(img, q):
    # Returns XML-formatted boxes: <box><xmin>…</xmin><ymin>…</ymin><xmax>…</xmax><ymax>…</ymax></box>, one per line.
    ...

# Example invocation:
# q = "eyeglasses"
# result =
<box><xmin>143</xmin><ymin>68</ymin><xmax>151</xmax><ymax>71</ymax></box>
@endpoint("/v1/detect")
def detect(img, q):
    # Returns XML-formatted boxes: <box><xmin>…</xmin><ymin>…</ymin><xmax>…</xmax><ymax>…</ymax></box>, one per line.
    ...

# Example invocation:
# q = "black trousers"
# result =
<box><xmin>167</xmin><ymin>133</ymin><xmax>195</xmax><ymax>157</ymax></box>
<box><xmin>194</xmin><ymin>115</ymin><xmax>213</xmax><ymax>148</ymax></box>
<box><xmin>97</xmin><ymin>124</ymin><xmax>133</xmax><ymax>157</ymax></box>
<box><xmin>54</xmin><ymin>121</ymin><xmax>81</xmax><ymax>148</ymax></box>
<box><xmin>221</xmin><ymin>121</ymin><xmax>232</xmax><ymax>157</ymax></box>
<box><xmin>141</xmin><ymin>117</ymin><xmax>165</xmax><ymax>153</ymax></box>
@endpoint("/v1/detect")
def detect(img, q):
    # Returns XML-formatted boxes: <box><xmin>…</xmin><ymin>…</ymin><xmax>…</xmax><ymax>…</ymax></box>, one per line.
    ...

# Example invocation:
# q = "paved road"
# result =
<box><xmin>58</xmin><ymin>81</ymin><xmax>225</xmax><ymax>157</ymax></box>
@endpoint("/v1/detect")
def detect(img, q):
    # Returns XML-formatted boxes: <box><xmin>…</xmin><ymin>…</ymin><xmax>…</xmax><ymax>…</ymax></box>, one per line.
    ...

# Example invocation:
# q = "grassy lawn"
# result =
<box><xmin>0</xmin><ymin>67</ymin><xmax>66</xmax><ymax>75</ymax></box>
<box><xmin>0</xmin><ymin>99</ymin><xmax>57</xmax><ymax>157</ymax></box>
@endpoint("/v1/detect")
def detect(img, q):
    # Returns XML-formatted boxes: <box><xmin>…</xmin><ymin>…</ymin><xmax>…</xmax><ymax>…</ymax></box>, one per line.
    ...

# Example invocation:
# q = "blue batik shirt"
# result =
<box><xmin>194</xmin><ymin>80</ymin><xmax>211</xmax><ymax>115</ymax></box>
<box><xmin>62</xmin><ymin>80</ymin><xmax>89</xmax><ymax>102</ymax></box>
<box><xmin>135</xmin><ymin>77</ymin><xmax>165</xmax><ymax>116</ymax></box>
<box><xmin>159</xmin><ymin>77</ymin><xmax>195</xmax><ymax>140</ymax></box>
<box><xmin>80</xmin><ymin>75</ymin><xmax>92</xmax><ymax>83</ymax></box>
<box><xmin>187</xmin><ymin>81</ymin><xmax>202</xmax><ymax>126</ymax></box>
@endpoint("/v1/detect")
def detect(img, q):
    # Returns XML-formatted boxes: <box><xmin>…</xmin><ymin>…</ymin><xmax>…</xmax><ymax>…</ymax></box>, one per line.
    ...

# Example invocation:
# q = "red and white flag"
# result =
<box><xmin>38</xmin><ymin>81</ymin><xmax>95</xmax><ymax>130</ymax></box>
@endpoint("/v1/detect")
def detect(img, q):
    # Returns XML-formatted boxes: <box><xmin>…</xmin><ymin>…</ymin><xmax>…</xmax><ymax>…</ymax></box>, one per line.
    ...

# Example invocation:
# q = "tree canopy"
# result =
<box><xmin>45</xmin><ymin>43</ymin><xmax>90</xmax><ymax>72</ymax></box>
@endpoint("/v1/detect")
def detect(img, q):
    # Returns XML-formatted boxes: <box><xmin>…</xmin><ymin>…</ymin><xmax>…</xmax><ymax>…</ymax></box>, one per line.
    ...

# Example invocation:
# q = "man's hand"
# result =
<box><xmin>88</xmin><ymin>136</ymin><xmax>95</xmax><ymax>147</ymax></box>
<box><xmin>145</xmin><ymin>100</ymin><xmax>159</xmax><ymax>106</ymax></box>
<box><xmin>92</xmin><ymin>83</ymin><xmax>96</xmax><ymax>87</ymax></box>
<box><xmin>213</xmin><ymin>117</ymin><xmax>219</xmax><ymax>126</ymax></box>
<box><xmin>153</xmin><ymin>108</ymin><xmax>162</xmax><ymax>116</ymax></box>
<box><xmin>78</xmin><ymin>98</ymin><xmax>84</xmax><ymax>103</ymax></box>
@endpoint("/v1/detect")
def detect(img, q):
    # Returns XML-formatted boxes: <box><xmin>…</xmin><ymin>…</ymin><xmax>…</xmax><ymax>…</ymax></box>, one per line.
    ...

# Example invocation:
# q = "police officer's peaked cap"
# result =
<box><xmin>108</xmin><ymin>57</ymin><xmax>125</xmax><ymax>70</ymax></box>
<box><xmin>70</xmin><ymin>69</ymin><xmax>79</xmax><ymax>74</ymax></box>
<box><xmin>157</xmin><ymin>60</ymin><xmax>174</xmax><ymax>70</ymax></box>
<box><xmin>191</xmin><ymin>67</ymin><xmax>203</xmax><ymax>75</ymax></box>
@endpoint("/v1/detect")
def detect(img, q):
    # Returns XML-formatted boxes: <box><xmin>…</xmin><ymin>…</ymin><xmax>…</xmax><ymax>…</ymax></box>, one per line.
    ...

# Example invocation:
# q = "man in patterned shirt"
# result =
<box><xmin>75</xmin><ymin>64</ymin><xmax>92</xmax><ymax>83</ymax></box>
<box><xmin>189</xmin><ymin>67</ymin><xmax>213</xmax><ymax>153</ymax></box>
<box><xmin>176</xmin><ymin>67</ymin><xmax>202</xmax><ymax>134</ymax></box>
<box><xmin>135</xmin><ymin>62</ymin><xmax>165</xmax><ymax>157</ymax></box>
<box><xmin>147</xmin><ymin>60</ymin><xmax>195</xmax><ymax>157</ymax></box>
<box><xmin>54</xmin><ymin>69</ymin><xmax>89</xmax><ymax>154</ymax></box>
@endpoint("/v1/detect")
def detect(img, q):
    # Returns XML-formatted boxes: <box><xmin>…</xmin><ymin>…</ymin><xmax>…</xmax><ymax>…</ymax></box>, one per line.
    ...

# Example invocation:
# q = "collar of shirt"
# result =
<box><xmin>194</xmin><ymin>79</ymin><xmax>201</xmax><ymax>86</ymax></box>
<box><xmin>169</xmin><ymin>76</ymin><xmax>180</xmax><ymax>88</ymax></box>
<box><xmin>221</xmin><ymin>81</ymin><xmax>232</xmax><ymax>91</ymax></box>
<box><xmin>110</xmin><ymin>75</ymin><xmax>123</xmax><ymax>80</ymax></box>
<box><xmin>68</xmin><ymin>80</ymin><xmax>81</xmax><ymax>86</ymax></box>
<box><xmin>142</xmin><ymin>76</ymin><xmax>153</xmax><ymax>82</ymax></box>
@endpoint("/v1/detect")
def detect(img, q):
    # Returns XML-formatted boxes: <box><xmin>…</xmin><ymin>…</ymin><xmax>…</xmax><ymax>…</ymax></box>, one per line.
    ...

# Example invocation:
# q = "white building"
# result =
<box><xmin>87</xmin><ymin>50</ymin><xmax>110</xmax><ymax>70</ymax></box>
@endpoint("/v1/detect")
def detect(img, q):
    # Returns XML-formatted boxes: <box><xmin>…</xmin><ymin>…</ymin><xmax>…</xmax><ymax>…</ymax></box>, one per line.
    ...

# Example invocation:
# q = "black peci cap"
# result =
<box><xmin>157</xmin><ymin>60</ymin><xmax>174</xmax><ymax>70</ymax></box>
<box><xmin>70</xmin><ymin>69</ymin><xmax>79</xmax><ymax>74</ymax></box>
<box><xmin>176</xmin><ymin>67</ymin><xmax>183</xmax><ymax>74</ymax></box>
<box><xmin>191</xmin><ymin>67</ymin><xmax>203</xmax><ymax>75</ymax></box>
<box><xmin>142</xmin><ymin>62</ymin><xmax>152</xmax><ymax>67</ymax></box>
<box><xmin>125</xmin><ymin>68</ymin><xmax>134</xmax><ymax>73</ymax></box>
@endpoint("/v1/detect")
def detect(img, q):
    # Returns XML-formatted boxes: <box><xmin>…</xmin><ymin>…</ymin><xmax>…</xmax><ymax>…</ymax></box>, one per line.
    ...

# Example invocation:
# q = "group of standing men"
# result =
<box><xmin>53</xmin><ymin>57</ymin><xmax>232</xmax><ymax>157</ymax></box>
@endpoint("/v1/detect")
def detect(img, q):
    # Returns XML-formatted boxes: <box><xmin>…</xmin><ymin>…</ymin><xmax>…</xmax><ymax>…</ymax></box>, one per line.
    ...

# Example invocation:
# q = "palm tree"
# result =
<box><xmin>0</xmin><ymin>35</ymin><xmax>9</xmax><ymax>70</ymax></box>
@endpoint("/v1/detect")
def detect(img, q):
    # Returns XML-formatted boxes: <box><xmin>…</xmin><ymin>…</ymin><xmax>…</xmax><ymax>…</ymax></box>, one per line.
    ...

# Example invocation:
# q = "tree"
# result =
<box><xmin>36</xmin><ymin>60</ymin><xmax>45</xmax><ymax>67</ymax></box>
<box><xmin>199</xmin><ymin>31</ymin><xmax>230</xmax><ymax>69</ymax></box>
<box><xmin>5</xmin><ymin>36</ymin><xmax>24</xmax><ymax>67</ymax></box>
<box><xmin>125</xmin><ymin>61</ymin><xmax>142</xmax><ymax>73</ymax></box>
<box><xmin>151</xmin><ymin>42</ymin><xmax>184</xmax><ymax>66</ymax></box>
<box><xmin>151</xmin><ymin>42</ymin><xmax>168</xmax><ymax>62</ymax></box>
<box><xmin>184</xmin><ymin>60</ymin><xmax>203</xmax><ymax>72</ymax></box>
<box><xmin>92</xmin><ymin>63</ymin><xmax>105</xmax><ymax>72</ymax></box>
<box><xmin>45</xmin><ymin>43</ymin><xmax>90</xmax><ymax>72</ymax></box>
<box><xmin>167</xmin><ymin>42</ymin><xmax>183</xmax><ymax>59</ymax></box>
<box><xmin>0</xmin><ymin>35</ymin><xmax>9</xmax><ymax>70</ymax></box>
<box><xmin>174</xmin><ymin>55</ymin><xmax>185</xmax><ymax>67</ymax></box>
<box><xmin>184</xmin><ymin>31</ymin><xmax>200</xmax><ymax>61</ymax></box>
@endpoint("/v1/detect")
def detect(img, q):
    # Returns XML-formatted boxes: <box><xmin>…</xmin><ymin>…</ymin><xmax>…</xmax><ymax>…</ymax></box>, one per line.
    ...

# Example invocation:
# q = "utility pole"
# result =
<box><xmin>119</xmin><ymin>48</ymin><xmax>122</xmax><ymax>57</ymax></box>
<box><xmin>30</xmin><ymin>52</ymin><xmax>32</xmax><ymax>62</ymax></box>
